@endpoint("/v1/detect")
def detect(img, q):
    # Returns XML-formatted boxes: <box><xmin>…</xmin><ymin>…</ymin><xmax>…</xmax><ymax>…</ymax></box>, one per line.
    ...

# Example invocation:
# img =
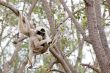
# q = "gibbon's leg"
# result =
<box><xmin>33</xmin><ymin>39</ymin><xmax>48</xmax><ymax>48</ymax></box>
<box><xmin>27</xmin><ymin>49</ymin><xmax>34</xmax><ymax>68</ymax></box>
<box><xmin>27</xmin><ymin>45</ymin><xmax>42</xmax><ymax>68</ymax></box>
<box><xmin>18</xmin><ymin>12</ymin><xmax>30</xmax><ymax>36</ymax></box>
<box><xmin>33</xmin><ymin>54</ymin><xmax>36</xmax><ymax>65</ymax></box>
<box><xmin>33</xmin><ymin>39</ymin><xmax>51</xmax><ymax>54</ymax></box>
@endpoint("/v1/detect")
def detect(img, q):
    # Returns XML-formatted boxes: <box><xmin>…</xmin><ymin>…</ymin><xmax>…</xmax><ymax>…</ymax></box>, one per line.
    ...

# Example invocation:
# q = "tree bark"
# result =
<box><xmin>94</xmin><ymin>0</ymin><xmax>110</xmax><ymax>60</ymax></box>
<box><xmin>106</xmin><ymin>0</ymin><xmax>110</xmax><ymax>7</ymax></box>
<box><xmin>84</xmin><ymin>0</ymin><xmax>110</xmax><ymax>73</ymax></box>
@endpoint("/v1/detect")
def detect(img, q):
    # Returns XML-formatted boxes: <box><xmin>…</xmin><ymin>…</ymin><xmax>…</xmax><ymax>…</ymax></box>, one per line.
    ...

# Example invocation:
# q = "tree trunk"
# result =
<box><xmin>94</xmin><ymin>0</ymin><xmax>110</xmax><ymax>59</ymax></box>
<box><xmin>84</xmin><ymin>0</ymin><xmax>110</xmax><ymax>73</ymax></box>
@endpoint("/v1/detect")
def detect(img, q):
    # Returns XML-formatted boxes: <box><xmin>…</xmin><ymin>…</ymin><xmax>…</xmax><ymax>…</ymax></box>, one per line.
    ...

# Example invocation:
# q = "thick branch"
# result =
<box><xmin>0</xmin><ymin>1</ymin><xmax>19</xmax><ymax>16</ymax></box>
<box><xmin>0</xmin><ymin>0</ymin><xmax>37</xmax><ymax>16</ymax></box>
<box><xmin>94</xmin><ymin>0</ymin><xmax>110</xmax><ymax>58</ymax></box>
<box><xmin>84</xmin><ymin>0</ymin><xmax>110</xmax><ymax>73</ymax></box>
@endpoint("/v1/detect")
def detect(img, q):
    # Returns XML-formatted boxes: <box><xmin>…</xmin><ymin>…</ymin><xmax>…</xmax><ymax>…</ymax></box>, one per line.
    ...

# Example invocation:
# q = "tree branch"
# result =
<box><xmin>27</xmin><ymin>0</ymin><xmax>38</xmax><ymax>16</ymax></box>
<box><xmin>0</xmin><ymin>0</ymin><xmax>39</xmax><ymax>44</ymax></box>
<box><xmin>81</xmin><ymin>63</ymin><xmax>100</xmax><ymax>73</ymax></box>
<box><xmin>106</xmin><ymin>0</ymin><xmax>110</xmax><ymax>7</ymax></box>
<box><xmin>50</xmin><ymin>69</ymin><xmax>65</xmax><ymax>73</ymax></box>
<box><xmin>59</xmin><ymin>0</ymin><xmax>90</xmax><ymax>43</ymax></box>
<box><xmin>94</xmin><ymin>0</ymin><xmax>110</xmax><ymax>59</ymax></box>
<box><xmin>17</xmin><ymin>59</ymin><xmax>28</xmax><ymax>73</ymax></box>
<box><xmin>0</xmin><ymin>1</ymin><xmax>19</xmax><ymax>16</ymax></box>
<box><xmin>41</xmin><ymin>0</ymin><xmax>77</xmax><ymax>73</ymax></box>
<box><xmin>84</xmin><ymin>0</ymin><xmax>110</xmax><ymax>72</ymax></box>
<box><xmin>3</xmin><ymin>42</ymin><xmax>22</xmax><ymax>73</ymax></box>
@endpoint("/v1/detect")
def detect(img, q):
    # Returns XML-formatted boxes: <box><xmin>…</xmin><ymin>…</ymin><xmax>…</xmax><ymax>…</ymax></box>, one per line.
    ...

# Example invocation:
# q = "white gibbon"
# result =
<box><xmin>18</xmin><ymin>12</ymin><xmax>51</xmax><ymax>68</ymax></box>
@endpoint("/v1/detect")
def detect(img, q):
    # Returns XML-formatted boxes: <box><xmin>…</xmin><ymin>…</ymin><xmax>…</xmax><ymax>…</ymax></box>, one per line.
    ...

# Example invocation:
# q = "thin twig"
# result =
<box><xmin>50</xmin><ymin>69</ymin><xmax>65</xmax><ymax>73</ymax></box>
<box><xmin>81</xmin><ymin>63</ymin><xmax>100</xmax><ymax>73</ymax></box>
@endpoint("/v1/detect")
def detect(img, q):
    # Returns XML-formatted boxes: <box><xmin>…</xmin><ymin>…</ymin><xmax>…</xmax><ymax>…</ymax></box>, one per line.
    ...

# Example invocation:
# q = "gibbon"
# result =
<box><xmin>18</xmin><ymin>12</ymin><xmax>52</xmax><ymax>68</ymax></box>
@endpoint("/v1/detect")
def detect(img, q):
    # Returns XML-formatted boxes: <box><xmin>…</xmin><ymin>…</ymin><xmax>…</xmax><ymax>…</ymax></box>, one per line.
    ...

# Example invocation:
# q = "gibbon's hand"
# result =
<box><xmin>46</xmin><ymin>37</ymin><xmax>52</xmax><ymax>44</ymax></box>
<box><xmin>13</xmin><ymin>41</ymin><xmax>17</xmax><ymax>44</ymax></box>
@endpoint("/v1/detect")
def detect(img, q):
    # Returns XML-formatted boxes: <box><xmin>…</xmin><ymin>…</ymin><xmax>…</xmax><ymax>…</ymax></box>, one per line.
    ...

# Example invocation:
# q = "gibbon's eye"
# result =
<box><xmin>36</xmin><ymin>30</ymin><xmax>45</xmax><ymax>37</ymax></box>
<box><xmin>40</xmin><ymin>28</ymin><xmax>45</xmax><ymax>33</ymax></box>
<box><xmin>36</xmin><ymin>31</ymin><xmax>41</xmax><ymax>35</ymax></box>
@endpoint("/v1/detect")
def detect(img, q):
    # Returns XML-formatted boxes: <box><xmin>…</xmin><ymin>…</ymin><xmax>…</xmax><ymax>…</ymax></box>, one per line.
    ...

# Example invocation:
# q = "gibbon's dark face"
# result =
<box><xmin>36</xmin><ymin>28</ymin><xmax>45</xmax><ymax>38</ymax></box>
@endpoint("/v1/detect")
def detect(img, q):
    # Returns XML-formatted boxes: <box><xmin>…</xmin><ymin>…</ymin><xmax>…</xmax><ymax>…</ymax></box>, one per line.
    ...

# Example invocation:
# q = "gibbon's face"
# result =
<box><xmin>36</xmin><ymin>28</ymin><xmax>45</xmax><ymax>37</ymax></box>
<box><xmin>35</xmin><ymin>26</ymin><xmax>50</xmax><ymax>39</ymax></box>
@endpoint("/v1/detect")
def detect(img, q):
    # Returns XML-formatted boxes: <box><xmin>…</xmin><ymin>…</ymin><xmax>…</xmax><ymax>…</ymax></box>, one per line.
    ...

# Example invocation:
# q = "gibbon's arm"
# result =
<box><xmin>33</xmin><ymin>38</ymin><xmax>47</xmax><ymax>48</ymax></box>
<box><xmin>45</xmin><ymin>33</ymin><xmax>52</xmax><ymax>44</ymax></box>
<box><xmin>18</xmin><ymin>12</ymin><xmax>32</xmax><ymax>36</ymax></box>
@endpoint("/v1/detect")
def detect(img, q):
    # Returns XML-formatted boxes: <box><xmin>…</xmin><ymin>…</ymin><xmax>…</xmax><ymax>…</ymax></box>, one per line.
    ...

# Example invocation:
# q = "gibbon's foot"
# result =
<box><xmin>12</xmin><ymin>41</ymin><xmax>17</xmax><ymax>44</ymax></box>
<box><xmin>27</xmin><ymin>64</ymin><xmax>38</xmax><ymax>69</ymax></box>
<box><xmin>48</xmin><ymin>41</ymin><xmax>52</xmax><ymax>45</ymax></box>
<box><xmin>31</xmin><ymin>64</ymin><xmax>38</xmax><ymax>69</ymax></box>
<box><xmin>26</xmin><ymin>64</ymin><xmax>33</xmax><ymax>69</ymax></box>
<box><xmin>28</xmin><ymin>65</ymin><xmax>32</xmax><ymax>69</ymax></box>
<box><xmin>46</xmin><ymin>37</ymin><xmax>52</xmax><ymax>44</ymax></box>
